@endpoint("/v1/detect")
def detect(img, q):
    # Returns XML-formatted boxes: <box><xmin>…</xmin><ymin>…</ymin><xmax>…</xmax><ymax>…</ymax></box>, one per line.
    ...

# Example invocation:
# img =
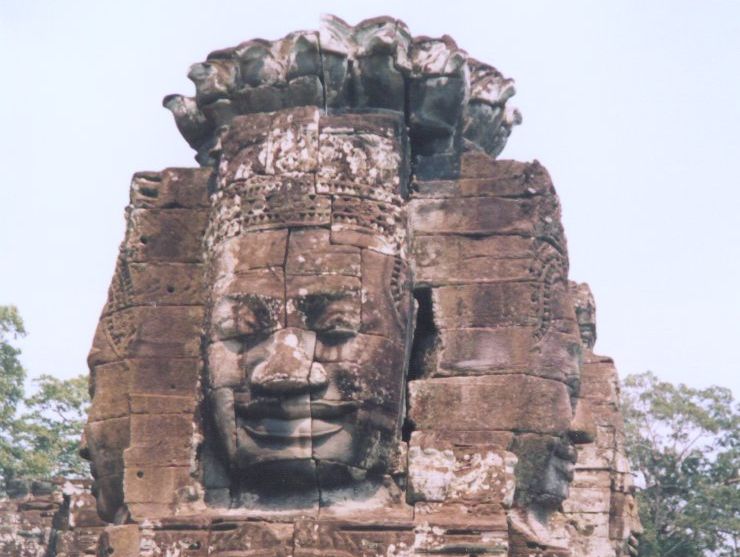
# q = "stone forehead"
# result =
<box><xmin>205</xmin><ymin>107</ymin><xmax>408</xmax><ymax>258</ymax></box>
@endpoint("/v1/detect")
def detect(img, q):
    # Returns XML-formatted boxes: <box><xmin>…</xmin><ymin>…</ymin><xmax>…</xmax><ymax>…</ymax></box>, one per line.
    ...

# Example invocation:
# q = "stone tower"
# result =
<box><xmin>77</xmin><ymin>15</ymin><xmax>640</xmax><ymax>557</ymax></box>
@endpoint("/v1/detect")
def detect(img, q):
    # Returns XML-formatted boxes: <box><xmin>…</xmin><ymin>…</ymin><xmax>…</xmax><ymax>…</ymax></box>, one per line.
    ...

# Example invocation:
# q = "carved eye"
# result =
<box><xmin>314</xmin><ymin>308</ymin><xmax>359</xmax><ymax>344</ymax></box>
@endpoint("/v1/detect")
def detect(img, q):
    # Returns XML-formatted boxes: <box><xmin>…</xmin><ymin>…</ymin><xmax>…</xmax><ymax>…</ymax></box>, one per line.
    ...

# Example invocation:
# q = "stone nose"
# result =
<box><xmin>249</xmin><ymin>328</ymin><xmax>327</xmax><ymax>396</ymax></box>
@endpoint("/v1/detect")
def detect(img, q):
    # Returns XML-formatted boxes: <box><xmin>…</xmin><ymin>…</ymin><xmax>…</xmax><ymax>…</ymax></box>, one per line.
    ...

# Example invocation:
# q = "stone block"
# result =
<box><xmin>209</xmin><ymin>521</ymin><xmax>294</xmax><ymax>556</ymax></box>
<box><xmin>412</xmin><ymin>234</ymin><xmax>533</xmax><ymax>286</ymax></box>
<box><xmin>213</xmin><ymin>230</ymin><xmax>288</xmax><ymax>278</ymax></box>
<box><xmin>130</xmin><ymin>167</ymin><xmax>211</xmax><ymax>209</ymax></box>
<box><xmin>318</xmin><ymin>126</ymin><xmax>403</xmax><ymax>195</ymax></box>
<box><xmin>126</xmin><ymin>261</ymin><xmax>205</xmax><ymax>306</ymax></box>
<box><xmin>432</xmin><ymin>327</ymin><xmax>534</xmax><ymax>377</ymax></box>
<box><xmin>409</xmin><ymin>196</ymin><xmax>536</xmax><ymax>236</ymax></box>
<box><xmin>412</xmin><ymin>159</ymin><xmax>551</xmax><ymax>199</ymax></box>
<box><xmin>128</xmin><ymin>357</ymin><xmax>201</xmax><ymax>396</ymax></box>
<box><xmin>100</xmin><ymin>306</ymin><xmax>203</xmax><ymax>359</ymax></box>
<box><xmin>85</xmin><ymin>417</ymin><xmax>130</xmax><ymax>478</ymax></box>
<box><xmin>123</xmin><ymin>466</ymin><xmax>190</xmax><ymax>504</ymax></box>
<box><xmin>97</xmin><ymin>524</ymin><xmax>140</xmax><ymax>557</ymax></box>
<box><xmin>129</xmin><ymin>413</ymin><xmax>193</xmax><ymax>447</ymax></box>
<box><xmin>126</xmin><ymin>413</ymin><xmax>193</xmax><ymax>467</ymax></box>
<box><xmin>414</xmin><ymin>501</ymin><xmax>509</xmax><ymax>530</ymax></box>
<box><xmin>143</xmin><ymin>529</ymin><xmax>209</xmax><ymax>556</ymax></box>
<box><xmin>534</xmin><ymin>329</ymin><xmax>582</xmax><ymax>382</ymax></box>
<box><xmin>286</xmin><ymin>228</ymin><xmax>361</xmax><ymax>277</ymax></box>
<box><xmin>89</xmin><ymin>361</ymin><xmax>130</xmax><ymax>421</ymax></box>
<box><xmin>414</xmin><ymin>520</ymin><xmax>508</xmax><ymax>555</ymax></box>
<box><xmin>294</xmin><ymin>519</ymin><xmax>414</xmax><ymax>556</ymax></box>
<box><xmin>220</xmin><ymin>107</ymin><xmax>319</xmax><ymax>179</ymax></box>
<box><xmin>87</xmin><ymin>318</ymin><xmax>124</xmax><ymax>368</ymax></box>
<box><xmin>408</xmin><ymin>431</ymin><xmax>517</xmax><ymax>505</ymax></box>
<box><xmin>580</xmin><ymin>361</ymin><xmax>620</xmax><ymax>401</ymax></box>
<box><xmin>267</xmin><ymin>106</ymin><xmax>320</xmax><ymax>175</ymax></box>
<box><xmin>125</xmin><ymin>208</ymin><xmax>208</xmax><ymax>262</ymax></box>
<box><xmin>563</xmin><ymin>485</ymin><xmax>612</xmax><ymax>514</ymax></box>
<box><xmin>409</xmin><ymin>375</ymin><xmax>572</xmax><ymax>434</ymax></box>
<box><xmin>206</xmin><ymin>340</ymin><xmax>243</xmax><ymax>388</ymax></box>
<box><xmin>432</xmin><ymin>283</ymin><xmax>536</xmax><ymax>329</ymax></box>
<box><xmin>129</xmin><ymin>394</ymin><xmax>196</xmax><ymax>414</ymax></box>
<box><xmin>213</xmin><ymin>266</ymin><xmax>286</xmax><ymax>302</ymax></box>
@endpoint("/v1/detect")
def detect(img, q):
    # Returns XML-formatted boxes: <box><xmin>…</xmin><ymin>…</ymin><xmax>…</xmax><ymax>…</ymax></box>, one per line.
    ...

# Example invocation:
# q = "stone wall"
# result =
<box><xmin>0</xmin><ymin>479</ymin><xmax>104</xmax><ymax>557</ymax></box>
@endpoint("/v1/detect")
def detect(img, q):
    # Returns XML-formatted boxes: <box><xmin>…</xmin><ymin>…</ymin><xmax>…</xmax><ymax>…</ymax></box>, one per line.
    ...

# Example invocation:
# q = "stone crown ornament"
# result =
<box><xmin>164</xmin><ymin>15</ymin><xmax>521</xmax><ymax>169</ymax></box>
<box><xmin>76</xmin><ymin>15</ymin><xmax>640</xmax><ymax>557</ymax></box>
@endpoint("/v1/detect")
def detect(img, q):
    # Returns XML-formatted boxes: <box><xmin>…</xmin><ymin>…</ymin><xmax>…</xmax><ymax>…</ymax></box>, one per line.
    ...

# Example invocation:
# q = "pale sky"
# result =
<box><xmin>1</xmin><ymin>0</ymin><xmax>738</xmax><ymax>397</ymax></box>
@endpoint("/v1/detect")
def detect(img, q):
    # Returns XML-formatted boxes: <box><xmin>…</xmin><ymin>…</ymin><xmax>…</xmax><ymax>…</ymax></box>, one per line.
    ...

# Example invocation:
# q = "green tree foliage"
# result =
<box><xmin>15</xmin><ymin>374</ymin><xmax>90</xmax><ymax>479</ymax></box>
<box><xmin>0</xmin><ymin>305</ymin><xmax>90</xmax><ymax>491</ymax></box>
<box><xmin>0</xmin><ymin>305</ymin><xmax>27</xmax><ymax>485</ymax></box>
<box><xmin>622</xmin><ymin>371</ymin><xmax>739</xmax><ymax>557</ymax></box>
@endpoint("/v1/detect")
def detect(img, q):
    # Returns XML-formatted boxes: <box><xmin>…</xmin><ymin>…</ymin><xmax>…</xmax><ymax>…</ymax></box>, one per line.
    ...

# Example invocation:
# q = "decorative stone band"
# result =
<box><xmin>204</xmin><ymin>107</ymin><xmax>408</xmax><ymax>259</ymax></box>
<box><xmin>164</xmin><ymin>15</ymin><xmax>521</xmax><ymax>168</ymax></box>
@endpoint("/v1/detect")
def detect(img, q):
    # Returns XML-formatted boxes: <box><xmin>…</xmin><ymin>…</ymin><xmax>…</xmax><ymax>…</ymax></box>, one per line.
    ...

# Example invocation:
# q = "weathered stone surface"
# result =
<box><xmin>98</xmin><ymin>524</ymin><xmax>141</xmax><ymax>557</ymax></box>
<box><xmin>286</xmin><ymin>228</ymin><xmax>361</xmax><ymax>277</ymax></box>
<box><xmin>209</xmin><ymin>521</ymin><xmax>294</xmax><ymax>555</ymax></box>
<box><xmin>130</xmin><ymin>167</ymin><xmax>211</xmax><ymax>209</ymax></box>
<box><xmin>412</xmin><ymin>234</ymin><xmax>533</xmax><ymax>286</ymax></box>
<box><xmin>409</xmin><ymin>195</ymin><xmax>542</xmax><ymax>236</ymax></box>
<box><xmin>97</xmin><ymin>305</ymin><xmax>204</xmax><ymax>359</ymax></box>
<box><xmin>412</xmin><ymin>158</ymin><xmax>549</xmax><ymax>197</ymax></box>
<box><xmin>69</xmin><ymin>15</ymin><xmax>639</xmax><ymax>557</ymax></box>
<box><xmin>408</xmin><ymin>431</ymin><xmax>517</xmax><ymax>505</ymax></box>
<box><xmin>409</xmin><ymin>375</ymin><xmax>573</xmax><ymax>434</ymax></box>
<box><xmin>294</xmin><ymin>519</ymin><xmax>414</xmax><ymax>556</ymax></box>
<box><xmin>123</xmin><ymin>466</ymin><xmax>190</xmax><ymax>505</ymax></box>
<box><xmin>128</xmin><ymin>357</ymin><xmax>201</xmax><ymax>396</ymax></box>
<box><xmin>126</xmin><ymin>262</ymin><xmax>205</xmax><ymax>306</ymax></box>
<box><xmin>124</xmin><ymin>209</ymin><xmax>208</xmax><ymax>263</ymax></box>
<box><xmin>432</xmin><ymin>283</ymin><xmax>536</xmax><ymax>329</ymax></box>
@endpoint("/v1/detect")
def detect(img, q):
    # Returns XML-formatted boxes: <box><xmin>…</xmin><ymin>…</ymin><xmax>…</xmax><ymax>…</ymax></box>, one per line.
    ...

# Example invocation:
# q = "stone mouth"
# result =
<box><xmin>243</xmin><ymin>417</ymin><xmax>343</xmax><ymax>440</ymax></box>
<box><xmin>235</xmin><ymin>397</ymin><xmax>357</xmax><ymax>420</ymax></box>
<box><xmin>237</xmin><ymin>398</ymin><xmax>357</xmax><ymax>440</ymax></box>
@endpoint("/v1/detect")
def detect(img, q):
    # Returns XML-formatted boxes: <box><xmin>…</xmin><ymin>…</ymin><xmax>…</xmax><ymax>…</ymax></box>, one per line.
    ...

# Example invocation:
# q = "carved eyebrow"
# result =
<box><xmin>294</xmin><ymin>290</ymin><xmax>355</xmax><ymax>310</ymax></box>
<box><xmin>215</xmin><ymin>294</ymin><xmax>282</xmax><ymax>336</ymax></box>
<box><xmin>294</xmin><ymin>291</ymin><xmax>360</xmax><ymax>331</ymax></box>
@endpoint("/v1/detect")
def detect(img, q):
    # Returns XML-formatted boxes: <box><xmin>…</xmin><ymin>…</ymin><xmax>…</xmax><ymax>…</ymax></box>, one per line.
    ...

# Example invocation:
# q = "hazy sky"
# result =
<box><xmin>1</xmin><ymin>0</ymin><xmax>738</xmax><ymax>397</ymax></box>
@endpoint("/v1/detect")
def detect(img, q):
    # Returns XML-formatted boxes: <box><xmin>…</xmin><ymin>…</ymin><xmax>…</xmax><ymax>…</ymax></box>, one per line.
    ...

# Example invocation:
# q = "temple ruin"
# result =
<box><xmin>0</xmin><ymin>15</ymin><xmax>640</xmax><ymax>557</ymax></box>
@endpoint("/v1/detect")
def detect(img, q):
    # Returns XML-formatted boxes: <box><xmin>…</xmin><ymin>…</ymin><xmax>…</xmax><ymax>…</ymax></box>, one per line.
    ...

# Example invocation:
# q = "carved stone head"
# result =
<box><xmin>201</xmin><ymin>108</ymin><xmax>413</xmax><ymax>496</ymax></box>
<box><xmin>570</xmin><ymin>280</ymin><xmax>597</xmax><ymax>350</ymax></box>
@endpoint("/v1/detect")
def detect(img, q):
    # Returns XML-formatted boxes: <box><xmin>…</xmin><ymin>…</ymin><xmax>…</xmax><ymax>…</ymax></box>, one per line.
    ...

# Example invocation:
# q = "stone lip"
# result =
<box><xmin>163</xmin><ymin>15</ymin><xmax>520</xmax><ymax>167</ymax></box>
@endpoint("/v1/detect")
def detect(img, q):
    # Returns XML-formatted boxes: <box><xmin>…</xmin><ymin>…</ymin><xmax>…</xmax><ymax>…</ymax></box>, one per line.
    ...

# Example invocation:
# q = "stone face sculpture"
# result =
<box><xmin>200</xmin><ymin>108</ymin><xmax>413</xmax><ymax>505</ymax></box>
<box><xmin>78</xmin><ymin>15</ymin><xmax>638</xmax><ymax>557</ymax></box>
<box><xmin>564</xmin><ymin>282</ymin><xmax>642</xmax><ymax>557</ymax></box>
